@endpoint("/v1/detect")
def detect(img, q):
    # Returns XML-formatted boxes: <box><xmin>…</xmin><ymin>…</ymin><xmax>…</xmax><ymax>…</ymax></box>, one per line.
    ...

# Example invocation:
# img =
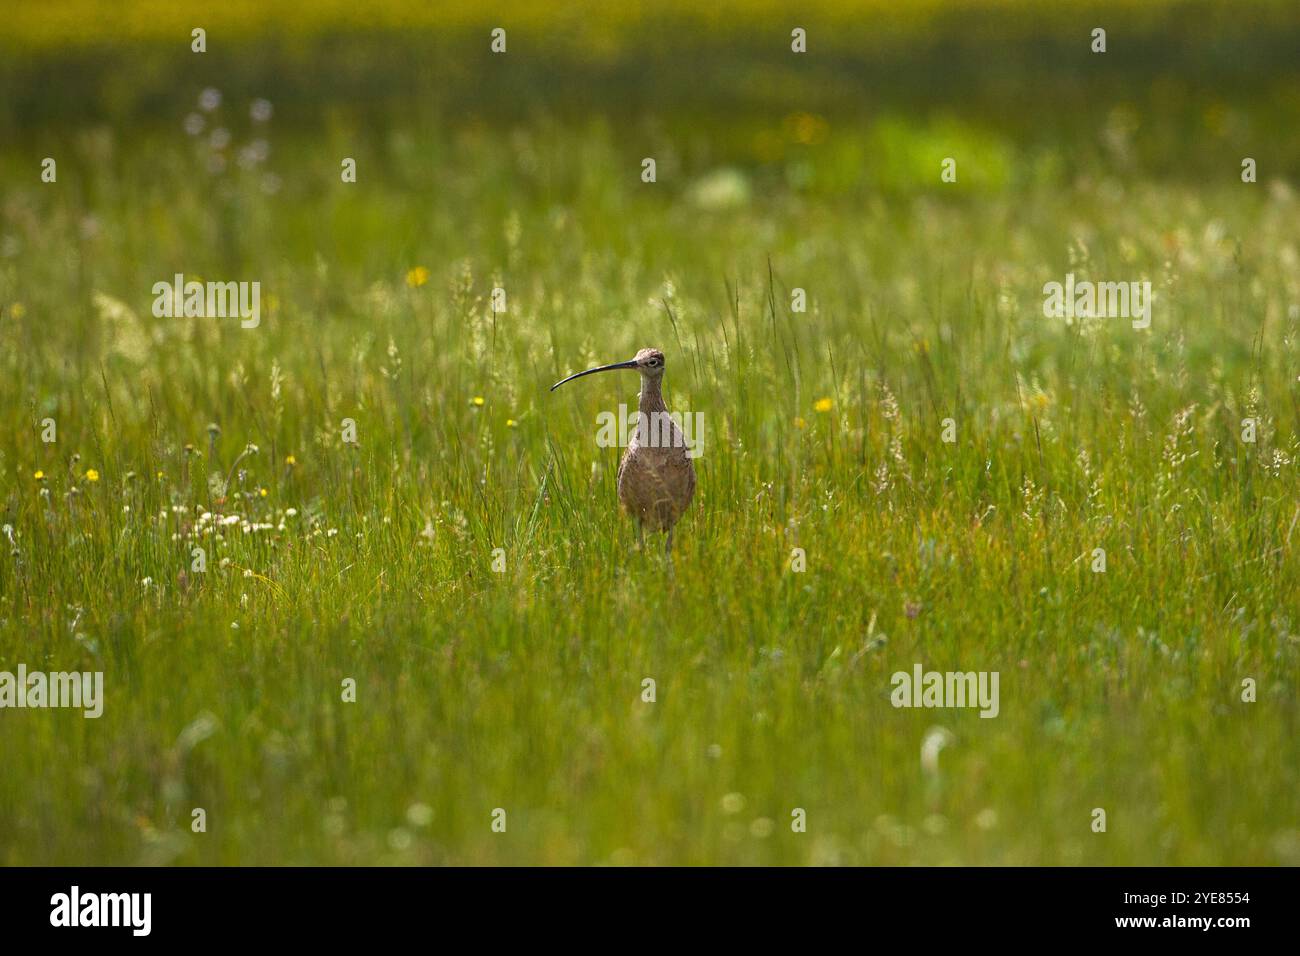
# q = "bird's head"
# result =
<box><xmin>550</xmin><ymin>347</ymin><xmax>666</xmax><ymax>391</ymax></box>
<box><xmin>632</xmin><ymin>347</ymin><xmax>666</xmax><ymax>382</ymax></box>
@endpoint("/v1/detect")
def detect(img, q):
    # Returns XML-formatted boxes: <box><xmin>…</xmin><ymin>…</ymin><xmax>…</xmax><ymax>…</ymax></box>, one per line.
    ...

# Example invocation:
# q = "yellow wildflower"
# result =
<box><xmin>814</xmin><ymin>398</ymin><xmax>833</xmax><ymax>413</ymax></box>
<box><xmin>85</xmin><ymin>469</ymin><xmax>100</xmax><ymax>482</ymax></box>
<box><xmin>406</xmin><ymin>266</ymin><xmax>429</xmax><ymax>288</ymax></box>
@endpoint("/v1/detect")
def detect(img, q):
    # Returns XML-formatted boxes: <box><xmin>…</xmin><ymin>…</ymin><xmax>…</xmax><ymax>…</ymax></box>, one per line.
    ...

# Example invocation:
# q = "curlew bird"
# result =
<box><xmin>551</xmin><ymin>347</ymin><xmax>696</xmax><ymax>557</ymax></box>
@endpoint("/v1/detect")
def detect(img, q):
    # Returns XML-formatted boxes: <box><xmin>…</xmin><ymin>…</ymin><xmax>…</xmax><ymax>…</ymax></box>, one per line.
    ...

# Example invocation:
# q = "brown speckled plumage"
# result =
<box><xmin>552</xmin><ymin>347</ymin><xmax>696</xmax><ymax>556</ymax></box>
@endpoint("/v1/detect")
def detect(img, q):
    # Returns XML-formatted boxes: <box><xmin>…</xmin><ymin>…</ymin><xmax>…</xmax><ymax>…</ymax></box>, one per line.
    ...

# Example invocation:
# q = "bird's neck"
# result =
<box><xmin>638</xmin><ymin>379</ymin><xmax>667</xmax><ymax>415</ymax></box>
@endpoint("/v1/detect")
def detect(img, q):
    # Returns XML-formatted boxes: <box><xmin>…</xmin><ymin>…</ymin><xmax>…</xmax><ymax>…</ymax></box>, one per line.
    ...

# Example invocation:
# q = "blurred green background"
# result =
<box><xmin>5</xmin><ymin>0</ymin><xmax>1300</xmax><ymax>184</ymax></box>
<box><xmin>1</xmin><ymin>1</ymin><xmax>1298</xmax><ymax>866</ymax></box>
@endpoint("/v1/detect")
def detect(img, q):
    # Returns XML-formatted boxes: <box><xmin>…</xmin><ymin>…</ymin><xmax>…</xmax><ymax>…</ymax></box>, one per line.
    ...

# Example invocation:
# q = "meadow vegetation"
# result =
<box><xmin>0</xmin><ymin>0</ymin><xmax>1298</xmax><ymax>864</ymax></box>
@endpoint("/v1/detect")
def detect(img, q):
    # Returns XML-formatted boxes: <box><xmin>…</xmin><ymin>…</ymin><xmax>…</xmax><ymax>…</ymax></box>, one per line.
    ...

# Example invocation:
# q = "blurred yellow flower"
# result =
<box><xmin>471</xmin><ymin>396</ymin><xmax>485</xmax><ymax>407</ymax></box>
<box><xmin>794</xmin><ymin>417</ymin><xmax>808</xmax><ymax>429</ymax></box>
<box><xmin>33</xmin><ymin>470</ymin><xmax>45</xmax><ymax>480</ymax></box>
<box><xmin>406</xmin><ymin>266</ymin><xmax>429</xmax><ymax>288</ymax></box>
<box><xmin>506</xmin><ymin>418</ymin><xmax>517</xmax><ymax>427</ymax></box>
<box><xmin>259</xmin><ymin>487</ymin><xmax>269</xmax><ymax>497</ymax></box>
<box><xmin>156</xmin><ymin>471</ymin><xmax>164</xmax><ymax>479</ymax></box>
<box><xmin>11</xmin><ymin>302</ymin><xmax>26</xmax><ymax>320</ymax></box>
<box><xmin>785</xmin><ymin>112</ymin><xmax>830</xmax><ymax>145</ymax></box>
<box><xmin>285</xmin><ymin>454</ymin><xmax>297</xmax><ymax>466</ymax></box>
<box><xmin>85</xmin><ymin>469</ymin><xmax>100</xmax><ymax>482</ymax></box>
<box><xmin>814</xmin><ymin>398</ymin><xmax>834</xmax><ymax>413</ymax></box>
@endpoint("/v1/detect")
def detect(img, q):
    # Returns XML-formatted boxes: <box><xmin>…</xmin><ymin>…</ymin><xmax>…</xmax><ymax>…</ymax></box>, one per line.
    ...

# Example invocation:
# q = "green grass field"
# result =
<box><xmin>1</xmin><ymin>1</ymin><xmax>1298</xmax><ymax>865</ymax></box>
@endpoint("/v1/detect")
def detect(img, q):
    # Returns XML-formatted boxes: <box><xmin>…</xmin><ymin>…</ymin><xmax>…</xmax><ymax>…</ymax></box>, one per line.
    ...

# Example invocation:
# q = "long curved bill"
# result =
<box><xmin>550</xmin><ymin>359</ymin><xmax>638</xmax><ymax>391</ymax></box>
